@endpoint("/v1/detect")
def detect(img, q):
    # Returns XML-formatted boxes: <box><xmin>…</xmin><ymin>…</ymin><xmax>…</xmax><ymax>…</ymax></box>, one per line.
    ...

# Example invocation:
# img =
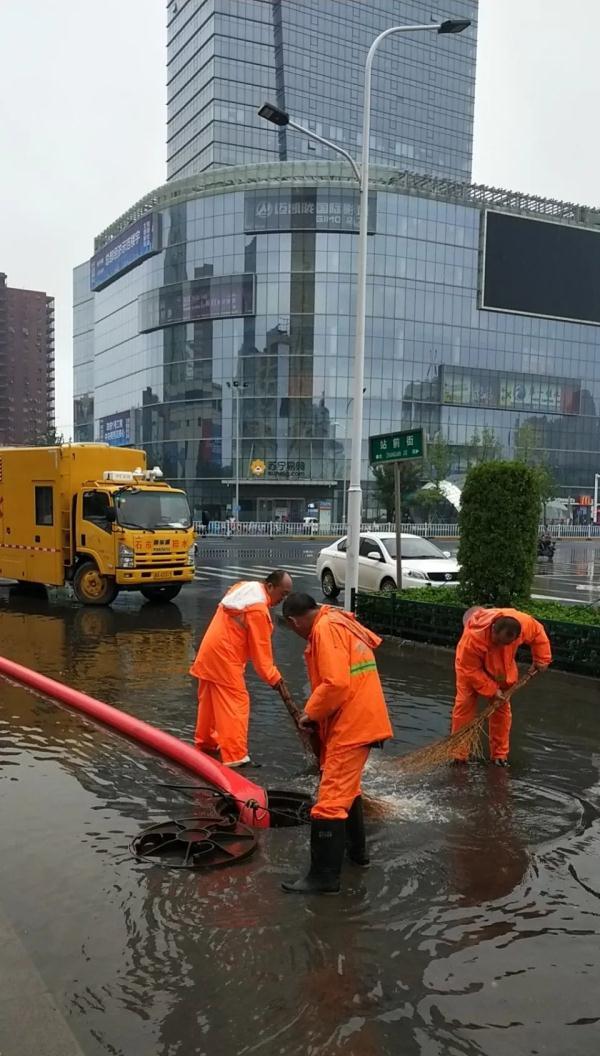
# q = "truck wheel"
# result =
<box><xmin>74</xmin><ymin>562</ymin><xmax>118</xmax><ymax>606</ymax></box>
<box><xmin>140</xmin><ymin>584</ymin><xmax>182</xmax><ymax>603</ymax></box>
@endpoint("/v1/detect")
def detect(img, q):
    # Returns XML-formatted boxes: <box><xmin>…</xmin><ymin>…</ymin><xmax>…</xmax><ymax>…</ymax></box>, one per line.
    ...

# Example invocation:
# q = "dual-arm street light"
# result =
<box><xmin>259</xmin><ymin>18</ymin><xmax>470</xmax><ymax>609</ymax></box>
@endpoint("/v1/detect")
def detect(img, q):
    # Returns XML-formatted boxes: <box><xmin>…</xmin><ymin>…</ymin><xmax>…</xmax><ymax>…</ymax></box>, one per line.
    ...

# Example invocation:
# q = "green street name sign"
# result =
<box><xmin>369</xmin><ymin>427</ymin><xmax>426</xmax><ymax>464</ymax></box>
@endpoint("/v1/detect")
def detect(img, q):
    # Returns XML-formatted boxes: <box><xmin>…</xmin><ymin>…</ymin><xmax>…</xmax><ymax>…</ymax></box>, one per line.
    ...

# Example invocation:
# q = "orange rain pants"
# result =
<box><xmin>312</xmin><ymin>744</ymin><xmax>370</xmax><ymax>820</ymax></box>
<box><xmin>194</xmin><ymin>680</ymin><xmax>250</xmax><ymax>765</ymax></box>
<box><xmin>451</xmin><ymin>679</ymin><xmax>514</xmax><ymax>761</ymax></box>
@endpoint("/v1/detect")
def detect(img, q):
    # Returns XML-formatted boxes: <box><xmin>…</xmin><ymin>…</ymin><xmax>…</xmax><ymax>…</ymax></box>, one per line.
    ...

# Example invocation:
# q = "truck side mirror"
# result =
<box><xmin>106</xmin><ymin>508</ymin><xmax>116</xmax><ymax>523</ymax></box>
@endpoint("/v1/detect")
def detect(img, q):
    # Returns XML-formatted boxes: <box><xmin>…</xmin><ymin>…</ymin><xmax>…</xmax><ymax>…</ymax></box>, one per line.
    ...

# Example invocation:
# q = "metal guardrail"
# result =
<box><xmin>193</xmin><ymin>521</ymin><xmax>600</xmax><ymax>540</ymax></box>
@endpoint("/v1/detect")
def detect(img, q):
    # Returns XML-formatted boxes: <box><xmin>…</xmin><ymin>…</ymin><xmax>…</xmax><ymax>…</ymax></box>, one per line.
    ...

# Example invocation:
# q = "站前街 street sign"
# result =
<box><xmin>369</xmin><ymin>428</ymin><xmax>426</xmax><ymax>465</ymax></box>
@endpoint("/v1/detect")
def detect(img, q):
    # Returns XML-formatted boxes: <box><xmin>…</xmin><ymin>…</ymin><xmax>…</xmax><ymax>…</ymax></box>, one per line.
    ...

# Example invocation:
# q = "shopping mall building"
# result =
<box><xmin>73</xmin><ymin>1</ymin><xmax>600</xmax><ymax>522</ymax></box>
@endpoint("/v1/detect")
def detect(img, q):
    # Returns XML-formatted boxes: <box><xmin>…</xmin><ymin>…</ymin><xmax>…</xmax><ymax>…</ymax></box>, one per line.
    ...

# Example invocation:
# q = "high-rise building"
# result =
<box><xmin>0</xmin><ymin>273</ymin><xmax>55</xmax><ymax>446</ymax></box>
<box><xmin>167</xmin><ymin>0</ymin><xmax>477</xmax><ymax>181</ymax></box>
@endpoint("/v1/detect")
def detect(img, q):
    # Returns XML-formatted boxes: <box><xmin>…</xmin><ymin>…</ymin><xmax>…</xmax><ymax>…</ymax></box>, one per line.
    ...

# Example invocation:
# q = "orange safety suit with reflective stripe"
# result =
<box><xmin>451</xmin><ymin>607</ymin><xmax>552</xmax><ymax>760</ymax></box>
<box><xmin>303</xmin><ymin>606</ymin><xmax>393</xmax><ymax>820</ymax></box>
<box><xmin>190</xmin><ymin>581</ymin><xmax>282</xmax><ymax>764</ymax></box>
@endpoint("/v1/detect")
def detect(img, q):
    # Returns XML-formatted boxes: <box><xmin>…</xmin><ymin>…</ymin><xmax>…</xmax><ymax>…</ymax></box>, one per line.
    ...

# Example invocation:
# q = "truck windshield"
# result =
<box><xmin>114</xmin><ymin>490</ymin><xmax>192</xmax><ymax>531</ymax></box>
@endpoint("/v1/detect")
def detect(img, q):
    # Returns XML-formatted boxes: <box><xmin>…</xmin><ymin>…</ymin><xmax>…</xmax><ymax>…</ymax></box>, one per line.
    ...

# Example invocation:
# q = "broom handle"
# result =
<box><xmin>277</xmin><ymin>680</ymin><xmax>322</xmax><ymax>764</ymax></box>
<box><xmin>491</xmin><ymin>668</ymin><xmax>538</xmax><ymax>711</ymax></box>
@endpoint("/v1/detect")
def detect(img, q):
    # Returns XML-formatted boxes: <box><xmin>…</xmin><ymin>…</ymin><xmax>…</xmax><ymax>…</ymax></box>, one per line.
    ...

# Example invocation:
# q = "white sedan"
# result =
<box><xmin>316</xmin><ymin>532</ymin><xmax>460</xmax><ymax>597</ymax></box>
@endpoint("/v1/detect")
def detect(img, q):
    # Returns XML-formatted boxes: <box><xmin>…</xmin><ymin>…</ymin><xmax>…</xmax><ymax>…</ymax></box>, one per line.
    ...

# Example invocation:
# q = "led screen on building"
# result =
<box><xmin>482</xmin><ymin>211</ymin><xmax>600</xmax><ymax>326</ymax></box>
<box><xmin>91</xmin><ymin>214</ymin><xmax>161</xmax><ymax>292</ymax></box>
<box><xmin>138</xmin><ymin>274</ymin><xmax>255</xmax><ymax>333</ymax></box>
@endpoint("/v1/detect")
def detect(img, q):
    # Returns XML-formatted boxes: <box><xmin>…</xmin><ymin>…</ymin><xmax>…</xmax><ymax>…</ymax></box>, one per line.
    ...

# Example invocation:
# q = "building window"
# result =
<box><xmin>35</xmin><ymin>486</ymin><xmax>53</xmax><ymax>526</ymax></box>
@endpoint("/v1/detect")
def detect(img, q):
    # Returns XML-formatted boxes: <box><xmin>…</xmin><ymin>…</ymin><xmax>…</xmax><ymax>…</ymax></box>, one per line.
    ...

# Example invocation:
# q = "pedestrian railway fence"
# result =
<box><xmin>194</xmin><ymin>521</ymin><xmax>600</xmax><ymax>541</ymax></box>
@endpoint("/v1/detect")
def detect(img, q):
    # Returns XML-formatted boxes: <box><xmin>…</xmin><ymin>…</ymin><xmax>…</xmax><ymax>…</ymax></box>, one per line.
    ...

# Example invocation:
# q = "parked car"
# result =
<box><xmin>316</xmin><ymin>532</ymin><xmax>460</xmax><ymax>597</ymax></box>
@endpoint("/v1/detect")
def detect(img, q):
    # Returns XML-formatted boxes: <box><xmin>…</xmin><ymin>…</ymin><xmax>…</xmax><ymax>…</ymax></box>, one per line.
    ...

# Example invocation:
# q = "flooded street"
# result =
<box><xmin>1</xmin><ymin>546</ymin><xmax>600</xmax><ymax>1055</ymax></box>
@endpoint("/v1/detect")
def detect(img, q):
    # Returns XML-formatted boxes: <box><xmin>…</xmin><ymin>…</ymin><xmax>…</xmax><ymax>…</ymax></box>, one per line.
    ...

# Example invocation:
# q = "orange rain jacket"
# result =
<box><xmin>190</xmin><ymin>581</ymin><xmax>282</xmax><ymax>689</ymax></box>
<box><xmin>455</xmin><ymin>606</ymin><xmax>552</xmax><ymax>696</ymax></box>
<box><xmin>303</xmin><ymin>606</ymin><xmax>393</xmax><ymax>748</ymax></box>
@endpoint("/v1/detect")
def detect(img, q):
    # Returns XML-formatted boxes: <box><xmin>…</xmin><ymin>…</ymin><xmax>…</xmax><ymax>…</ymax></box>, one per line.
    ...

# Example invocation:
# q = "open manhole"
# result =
<box><xmin>266</xmin><ymin>790</ymin><xmax>312</xmax><ymax>828</ymax></box>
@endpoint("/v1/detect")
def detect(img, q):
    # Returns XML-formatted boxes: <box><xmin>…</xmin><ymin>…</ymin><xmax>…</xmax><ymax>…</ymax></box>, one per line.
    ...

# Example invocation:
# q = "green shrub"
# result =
<box><xmin>380</xmin><ymin>586</ymin><xmax>600</xmax><ymax>626</ymax></box>
<box><xmin>458</xmin><ymin>461</ymin><xmax>540</xmax><ymax>605</ymax></box>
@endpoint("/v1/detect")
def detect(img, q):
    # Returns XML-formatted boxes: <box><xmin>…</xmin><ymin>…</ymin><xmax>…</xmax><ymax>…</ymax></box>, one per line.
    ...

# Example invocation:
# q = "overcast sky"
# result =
<box><xmin>1</xmin><ymin>0</ymin><xmax>598</xmax><ymax>437</ymax></box>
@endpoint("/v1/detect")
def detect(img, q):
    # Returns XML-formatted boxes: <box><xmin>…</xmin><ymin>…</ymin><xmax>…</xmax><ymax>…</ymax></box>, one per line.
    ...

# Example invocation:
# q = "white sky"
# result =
<box><xmin>1</xmin><ymin>0</ymin><xmax>598</xmax><ymax>437</ymax></box>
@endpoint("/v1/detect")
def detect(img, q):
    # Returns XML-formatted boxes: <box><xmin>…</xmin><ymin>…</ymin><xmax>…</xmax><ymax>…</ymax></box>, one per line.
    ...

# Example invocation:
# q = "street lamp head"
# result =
<box><xmin>258</xmin><ymin>101</ymin><xmax>289</xmax><ymax>126</ymax></box>
<box><xmin>438</xmin><ymin>18</ymin><xmax>471</xmax><ymax>34</ymax></box>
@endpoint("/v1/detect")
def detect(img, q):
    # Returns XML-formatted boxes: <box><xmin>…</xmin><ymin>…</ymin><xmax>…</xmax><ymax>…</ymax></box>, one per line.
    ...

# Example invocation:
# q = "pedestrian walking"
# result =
<box><xmin>190</xmin><ymin>570</ymin><xmax>292</xmax><ymax>767</ymax></box>
<box><xmin>451</xmin><ymin>606</ymin><xmax>552</xmax><ymax>766</ymax></box>
<box><xmin>280</xmin><ymin>594</ymin><xmax>393</xmax><ymax>894</ymax></box>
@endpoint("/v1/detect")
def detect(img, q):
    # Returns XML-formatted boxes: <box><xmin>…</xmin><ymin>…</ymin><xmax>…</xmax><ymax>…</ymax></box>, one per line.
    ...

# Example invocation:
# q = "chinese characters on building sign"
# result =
<box><xmin>90</xmin><ymin>214</ymin><xmax>160</xmax><ymax>292</ymax></box>
<box><xmin>138</xmin><ymin>275</ymin><xmax>255</xmax><ymax>333</ymax></box>
<box><xmin>99</xmin><ymin>412</ymin><xmax>131</xmax><ymax>447</ymax></box>
<box><xmin>245</xmin><ymin>189</ymin><xmax>377</xmax><ymax>234</ymax></box>
<box><xmin>265</xmin><ymin>460</ymin><xmax>306</xmax><ymax>478</ymax></box>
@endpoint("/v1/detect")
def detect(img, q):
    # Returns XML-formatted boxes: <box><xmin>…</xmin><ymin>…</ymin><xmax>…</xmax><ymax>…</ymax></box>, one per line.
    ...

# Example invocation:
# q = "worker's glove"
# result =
<box><xmin>529</xmin><ymin>663</ymin><xmax>547</xmax><ymax>675</ymax></box>
<box><xmin>493</xmin><ymin>688</ymin><xmax>508</xmax><ymax>703</ymax></box>
<box><xmin>298</xmin><ymin>712</ymin><xmax>318</xmax><ymax>731</ymax></box>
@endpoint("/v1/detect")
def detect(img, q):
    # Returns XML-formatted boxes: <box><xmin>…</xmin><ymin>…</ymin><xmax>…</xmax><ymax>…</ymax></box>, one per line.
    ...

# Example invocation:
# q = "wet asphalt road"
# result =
<box><xmin>0</xmin><ymin>541</ymin><xmax>599</xmax><ymax>1055</ymax></box>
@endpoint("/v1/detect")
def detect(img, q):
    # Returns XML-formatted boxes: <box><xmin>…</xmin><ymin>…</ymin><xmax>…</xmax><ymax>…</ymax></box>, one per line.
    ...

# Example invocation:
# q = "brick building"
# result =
<box><xmin>0</xmin><ymin>272</ymin><xmax>55</xmax><ymax>446</ymax></box>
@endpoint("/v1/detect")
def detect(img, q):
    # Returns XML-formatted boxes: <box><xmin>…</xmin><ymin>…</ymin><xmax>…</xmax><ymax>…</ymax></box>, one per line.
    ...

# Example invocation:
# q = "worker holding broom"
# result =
<box><xmin>280</xmin><ymin>593</ymin><xmax>393</xmax><ymax>895</ymax></box>
<box><xmin>451</xmin><ymin>606</ymin><xmax>552</xmax><ymax>766</ymax></box>
<box><xmin>190</xmin><ymin>570</ymin><xmax>292</xmax><ymax>767</ymax></box>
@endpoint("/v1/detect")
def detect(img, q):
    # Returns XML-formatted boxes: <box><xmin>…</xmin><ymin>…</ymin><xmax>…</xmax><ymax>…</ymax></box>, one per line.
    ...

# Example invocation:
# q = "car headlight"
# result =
<box><xmin>118</xmin><ymin>543</ymin><xmax>135</xmax><ymax>568</ymax></box>
<box><xmin>187</xmin><ymin>544</ymin><xmax>196</xmax><ymax>565</ymax></box>
<box><xmin>407</xmin><ymin>569</ymin><xmax>428</xmax><ymax>580</ymax></box>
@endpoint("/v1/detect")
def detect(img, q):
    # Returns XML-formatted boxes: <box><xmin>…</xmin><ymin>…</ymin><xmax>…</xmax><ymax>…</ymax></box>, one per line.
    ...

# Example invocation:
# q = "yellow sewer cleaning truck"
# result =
<box><xmin>0</xmin><ymin>444</ymin><xmax>195</xmax><ymax>605</ymax></box>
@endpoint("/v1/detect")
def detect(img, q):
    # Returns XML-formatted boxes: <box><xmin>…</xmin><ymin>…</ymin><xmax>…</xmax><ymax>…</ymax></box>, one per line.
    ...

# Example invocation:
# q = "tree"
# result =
<box><xmin>514</xmin><ymin>421</ymin><xmax>556</xmax><ymax>520</ymax></box>
<box><xmin>468</xmin><ymin>427</ymin><xmax>502</xmax><ymax>466</ymax></box>
<box><xmin>458</xmin><ymin>461</ymin><xmax>541</xmax><ymax>605</ymax></box>
<box><xmin>412</xmin><ymin>485</ymin><xmax>449</xmax><ymax>523</ymax></box>
<box><xmin>426</xmin><ymin>434</ymin><xmax>452</xmax><ymax>484</ymax></box>
<box><xmin>33</xmin><ymin>427</ymin><xmax>65</xmax><ymax>447</ymax></box>
<box><xmin>372</xmin><ymin>461</ymin><xmax>423</xmax><ymax>521</ymax></box>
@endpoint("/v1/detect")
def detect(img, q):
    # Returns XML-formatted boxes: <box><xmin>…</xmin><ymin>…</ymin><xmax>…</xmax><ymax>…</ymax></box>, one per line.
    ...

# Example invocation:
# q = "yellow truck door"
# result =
<box><xmin>78</xmin><ymin>490</ymin><xmax>117</xmax><ymax>575</ymax></box>
<box><xmin>26</xmin><ymin>482</ymin><xmax>63</xmax><ymax>586</ymax></box>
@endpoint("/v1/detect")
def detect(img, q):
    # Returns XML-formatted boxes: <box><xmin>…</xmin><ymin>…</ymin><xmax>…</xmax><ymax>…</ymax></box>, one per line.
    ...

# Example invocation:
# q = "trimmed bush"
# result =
<box><xmin>458</xmin><ymin>461</ymin><xmax>540</xmax><ymax>605</ymax></box>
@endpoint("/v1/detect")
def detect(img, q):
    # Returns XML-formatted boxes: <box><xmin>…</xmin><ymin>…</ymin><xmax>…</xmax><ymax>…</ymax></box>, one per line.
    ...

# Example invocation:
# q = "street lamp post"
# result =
<box><xmin>594</xmin><ymin>473</ymin><xmax>600</xmax><ymax>529</ymax></box>
<box><xmin>259</xmin><ymin>18</ymin><xmax>470</xmax><ymax>609</ymax></box>
<box><xmin>226</xmin><ymin>379</ymin><xmax>248</xmax><ymax>523</ymax></box>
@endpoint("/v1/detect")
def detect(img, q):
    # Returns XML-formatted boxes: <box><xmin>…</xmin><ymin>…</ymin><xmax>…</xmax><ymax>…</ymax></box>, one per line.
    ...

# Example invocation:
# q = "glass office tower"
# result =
<box><xmin>74</xmin><ymin>162</ymin><xmax>600</xmax><ymax>522</ymax></box>
<box><xmin>166</xmin><ymin>0</ymin><xmax>477</xmax><ymax>181</ymax></box>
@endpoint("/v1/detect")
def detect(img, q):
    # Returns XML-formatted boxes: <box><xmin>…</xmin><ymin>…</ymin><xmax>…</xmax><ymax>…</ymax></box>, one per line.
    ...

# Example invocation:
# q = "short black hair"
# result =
<box><xmin>264</xmin><ymin>569</ymin><xmax>289</xmax><ymax>586</ymax></box>
<box><xmin>282</xmin><ymin>593</ymin><xmax>319</xmax><ymax>618</ymax></box>
<box><xmin>494</xmin><ymin>616</ymin><xmax>521</xmax><ymax>638</ymax></box>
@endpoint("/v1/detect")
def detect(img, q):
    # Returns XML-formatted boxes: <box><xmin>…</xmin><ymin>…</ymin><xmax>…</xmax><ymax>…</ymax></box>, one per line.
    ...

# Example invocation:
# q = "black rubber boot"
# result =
<box><xmin>345</xmin><ymin>796</ymin><xmax>370</xmax><ymax>866</ymax></box>
<box><xmin>281</xmin><ymin>819</ymin><xmax>345</xmax><ymax>894</ymax></box>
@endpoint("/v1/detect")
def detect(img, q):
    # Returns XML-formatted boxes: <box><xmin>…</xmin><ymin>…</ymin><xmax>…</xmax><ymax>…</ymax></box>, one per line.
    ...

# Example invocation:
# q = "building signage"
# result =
<box><xmin>441</xmin><ymin>365</ymin><xmax>581</xmax><ymax>415</ymax></box>
<box><xmin>90</xmin><ymin>214</ymin><xmax>160</xmax><ymax>292</ymax></box>
<box><xmin>99</xmin><ymin>411</ymin><xmax>131</xmax><ymax>447</ymax></box>
<box><xmin>265</xmin><ymin>460</ymin><xmax>306</xmax><ymax>478</ymax></box>
<box><xmin>138</xmin><ymin>274</ymin><xmax>255</xmax><ymax>333</ymax></box>
<box><xmin>245</xmin><ymin>188</ymin><xmax>377</xmax><ymax>234</ymax></box>
<box><xmin>369</xmin><ymin>428</ymin><xmax>425</xmax><ymax>465</ymax></box>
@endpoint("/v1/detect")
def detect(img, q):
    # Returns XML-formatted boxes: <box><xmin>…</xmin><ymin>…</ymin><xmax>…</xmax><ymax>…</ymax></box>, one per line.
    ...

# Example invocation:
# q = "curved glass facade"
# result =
<box><xmin>74</xmin><ymin>162</ymin><xmax>600</xmax><ymax>521</ymax></box>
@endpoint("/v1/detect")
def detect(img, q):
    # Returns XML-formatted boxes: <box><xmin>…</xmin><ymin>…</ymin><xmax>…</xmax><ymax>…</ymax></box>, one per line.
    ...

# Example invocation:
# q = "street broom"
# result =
<box><xmin>393</xmin><ymin>670</ymin><xmax>537</xmax><ymax>775</ymax></box>
<box><xmin>276</xmin><ymin>680</ymin><xmax>394</xmax><ymax>819</ymax></box>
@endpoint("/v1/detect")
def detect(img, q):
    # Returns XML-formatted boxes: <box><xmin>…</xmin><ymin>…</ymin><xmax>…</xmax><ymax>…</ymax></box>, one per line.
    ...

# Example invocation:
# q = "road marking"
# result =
<box><xmin>531</xmin><ymin>592</ymin><xmax>587</xmax><ymax>604</ymax></box>
<box><xmin>194</xmin><ymin>569</ymin><xmax>243</xmax><ymax>581</ymax></box>
<box><xmin>576</xmin><ymin>584</ymin><xmax>600</xmax><ymax>592</ymax></box>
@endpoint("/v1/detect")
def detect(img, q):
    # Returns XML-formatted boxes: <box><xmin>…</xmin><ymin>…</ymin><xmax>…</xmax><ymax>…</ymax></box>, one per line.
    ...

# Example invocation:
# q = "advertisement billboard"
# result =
<box><xmin>482</xmin><ymin>211</ymin><xmax>600</xmax><ymax>326</ymax></box>
<box><xmin>99</xmin><ymin>411</ymin><xmax>131</xmax><ymax>447</ymax></box>
<box><xmin>245</xmin><ymin>188</ymin><xmax>377</xmax><ymax>234</ymax></box>
<box><xmin>442</xmin><ymin>365</ymin><xmax>581</xmax><ymax>415</ymax></box>
<box><xmin>138</xmin><ymin>274</ymin><xmax>255</xmax><ymax>333</ymax></box>
<box><xmin>91</xmin><ymin>214</ymin><xmax>160</xmax><ymax>292</ymax></box>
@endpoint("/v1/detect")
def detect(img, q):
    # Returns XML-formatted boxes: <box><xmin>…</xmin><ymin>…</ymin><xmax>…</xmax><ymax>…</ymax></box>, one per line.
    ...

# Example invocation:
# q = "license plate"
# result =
<box><xmin>154</xmin><ymin>570</ymin><xmax>173</xmax><ymax>580</ymax></box>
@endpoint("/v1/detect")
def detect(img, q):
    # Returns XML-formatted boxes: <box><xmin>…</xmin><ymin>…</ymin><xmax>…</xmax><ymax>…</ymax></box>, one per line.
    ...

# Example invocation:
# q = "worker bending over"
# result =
<box><xmin>452</xmin><ymin>606</ymin><xmax>552</xmax><ymax>766</ymax></box>
<box><xmin>281</xmin><ymin>594</ymin><xmax>393</xmax><ymax>895</ymax></box>
<box><xmin>190</xmin><ymin>570</ymin><xmax>292</xmax><ymax>767</ymax></box>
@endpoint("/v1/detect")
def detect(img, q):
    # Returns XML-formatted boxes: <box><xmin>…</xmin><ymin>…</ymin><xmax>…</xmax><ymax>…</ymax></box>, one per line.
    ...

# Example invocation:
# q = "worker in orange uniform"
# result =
<box><xmin>280</xmin><ymin>593</ymin><xmax>393</xmax><ymax>895</ymax></box>
<box><xmin>452</xmin><ymin>606</ymin><xmax>552</xmax><ymax>766</ymax></box>
<box><xmin>190</xmin><ymin>570</ymin><xmax>292</xmax><ymax>767</ymax></box>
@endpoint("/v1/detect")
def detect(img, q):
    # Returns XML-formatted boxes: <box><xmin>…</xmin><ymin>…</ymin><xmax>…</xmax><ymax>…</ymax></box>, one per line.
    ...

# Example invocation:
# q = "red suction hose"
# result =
<box><xmin>0</xmin><ymin>655</ymin><xmax>270</xmax><ymax>828</ymax></box>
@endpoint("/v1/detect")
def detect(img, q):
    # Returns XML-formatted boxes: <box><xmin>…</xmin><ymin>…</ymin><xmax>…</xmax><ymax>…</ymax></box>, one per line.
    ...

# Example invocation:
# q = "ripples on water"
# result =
<box><xmin>0</xmin><ymin>591</ymin><xmax>600</xmax><ymax>1055</ymax></box>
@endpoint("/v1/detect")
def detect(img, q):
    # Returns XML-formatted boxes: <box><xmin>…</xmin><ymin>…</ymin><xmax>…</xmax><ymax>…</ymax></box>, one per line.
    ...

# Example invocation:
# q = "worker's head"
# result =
<box><xmin>264</xmin><ymin>569</ymin><xmax>293</xmax><ymax>606</ymax></box>
<box><xmin>282</xmin><ymin>593</ymin><xmax>319</xmax><ymax>639</ymax></box>
<box><xmin>491</xmin><ymin>615</ymin><xmax>521</xmax><ymax>645</ymax></box>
